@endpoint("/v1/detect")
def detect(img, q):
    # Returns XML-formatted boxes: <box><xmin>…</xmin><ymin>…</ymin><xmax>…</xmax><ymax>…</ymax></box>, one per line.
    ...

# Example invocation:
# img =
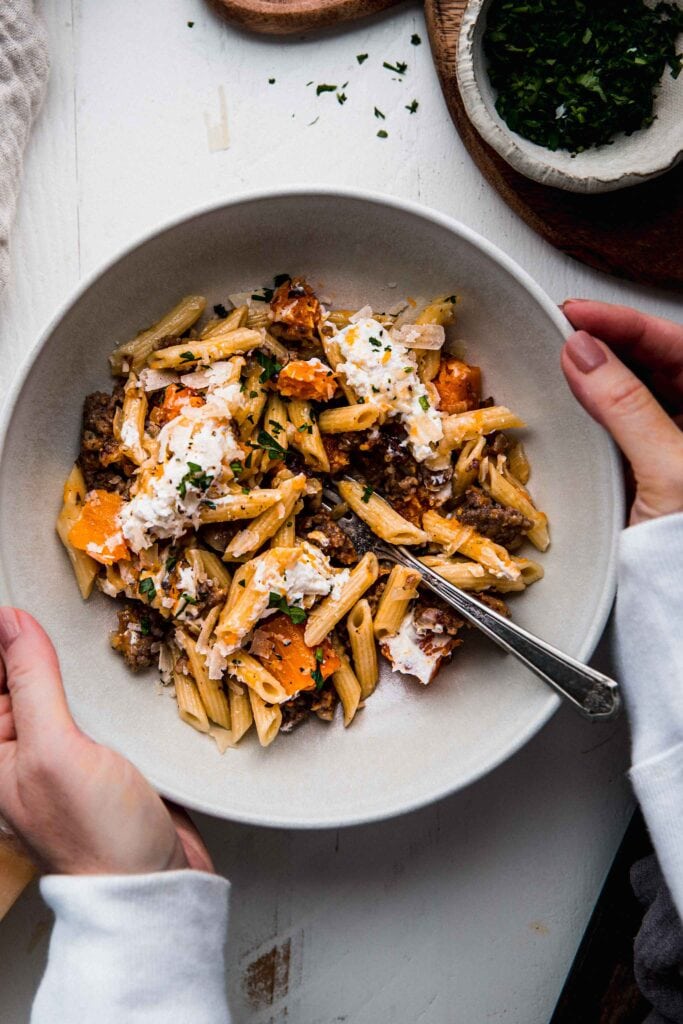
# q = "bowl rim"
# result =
<box><xmin>0</xmin><ymin>186</ymin><xmax>624</xmax><ymax>827</ymax></box>
<box><xmin>456</xmin><ymin>0</ymin><xmax>683</xmax><ymax>195</ymax></box>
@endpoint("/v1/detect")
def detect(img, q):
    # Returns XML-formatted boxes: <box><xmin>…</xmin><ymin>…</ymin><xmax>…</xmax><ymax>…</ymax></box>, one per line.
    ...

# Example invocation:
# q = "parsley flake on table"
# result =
<box><xmin>356</xmin><ymin>53</ymin><xmax>369</xmax><ymax>64</ymax></box>
<box><xmin>383</xmin><ymin>61</ymin><xmax>408</xmax><ymax>75</ymax></box>
<box><xmin>337</xmin><ymin>92</ymin><xmax>348</xmax><ymax>105</ymax></box>
<box><xmin>268</xmin><ymin>78</ymin><xmax>276</xmax><ymax>84</ymax></box>
<box><xmin>316</xmin><ymin>83</ymin><xmax>338</xmax><ymax>96</ymax></box>
<box><xmin>377</xmin><ymin>129</ymin><xmax>388</xmax><ymax>138</ymax></box>
<box><xmin>213</xmin><ymin>302</ymin><xmax>229</xmax><ymax>318</ymax></box>
<box><xmin>411</xmin><ymin>33</ymin><xmax>421</xmax><ymax>45</ymax></box>
<box><xmin>374</xmin><ymin>107</ymin><xmax>385</xmax><ymax>119</ymax></box>
<box><xmin>406</xmin><ymin>99</ymin><xmax>419</xmax><ymax>114</ymax></box>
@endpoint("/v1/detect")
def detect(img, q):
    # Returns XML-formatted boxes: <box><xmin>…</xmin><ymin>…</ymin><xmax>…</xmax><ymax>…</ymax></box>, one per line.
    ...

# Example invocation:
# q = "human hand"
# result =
<box><xmin>0</xmin><ymin>607</ymin><xmax>214</xmax><ymax>875</ymax></box>
<box><xmin>561</xmin><ymin>299</ymin><xmax>683</xmax><ymax>526</ymax></box>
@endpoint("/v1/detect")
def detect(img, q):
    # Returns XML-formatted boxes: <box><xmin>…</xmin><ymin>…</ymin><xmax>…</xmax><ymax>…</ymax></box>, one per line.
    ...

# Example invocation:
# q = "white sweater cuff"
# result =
<box><xmin>630</xmin><ymin>742</ymin><xmax>683</xmax><ymax>920</ymax></box>
<box><xmin>31</xmin><ymin>870</ymin><xmax>231</xmax><ymax>1024</ymax></box>
<box><xmin>616</xmin><ymin>512</ymin><xmax>683</xmax><ymax>764</ymax></box>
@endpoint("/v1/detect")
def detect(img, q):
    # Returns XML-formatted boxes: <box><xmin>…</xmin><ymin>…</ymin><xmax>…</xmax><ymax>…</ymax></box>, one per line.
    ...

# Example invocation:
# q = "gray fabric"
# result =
<box><xmin>0</xmin><ymin>1</ymin><xmax>49</xmax><ymax>291</ymax></box>
<box><xmin>632</xmin><ymin>854</ymin><xmax>683</xmax><ymax>1024</ymax></box>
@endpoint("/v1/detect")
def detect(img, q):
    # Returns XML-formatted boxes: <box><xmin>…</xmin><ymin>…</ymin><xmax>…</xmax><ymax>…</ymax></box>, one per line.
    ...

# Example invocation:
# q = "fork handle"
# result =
<box><xmin>391</xmin><ymin>547</ymin><xmax>621</xmax><ymax>721</ymax></box>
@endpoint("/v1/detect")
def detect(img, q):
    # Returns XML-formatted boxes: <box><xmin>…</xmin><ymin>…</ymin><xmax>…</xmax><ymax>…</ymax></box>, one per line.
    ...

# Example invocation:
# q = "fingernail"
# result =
<box><xmin>0</xmin><ymin>609</ymin><xmax>21</xmax><ymax>651</ymax></box>
<box><xmin>565</xmin><ymin>331</ymin><xmax>608</xmax><ymax>374</ymax></box>
<box><xmin>561</xmin><ymin>298</ymin><xmax>588</xmax><ymax>310</ymax></box>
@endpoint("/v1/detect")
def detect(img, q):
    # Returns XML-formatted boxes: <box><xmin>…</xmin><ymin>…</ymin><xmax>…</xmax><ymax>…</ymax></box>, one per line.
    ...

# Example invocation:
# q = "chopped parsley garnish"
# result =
<box><xmin>315</xmin><ymin>648</ymin><xmax>324</xmax><ymax>663</ymax></box>
<box><xmin>369</xmin><ymin>336</ymin><xmax>382</xmax><ymax>347</ymax></box>
<box><xmin>484</xmin><ymin>0</ymin><xmax>683</xmax><ymax>153</ymax></box>
<box><xmin>298</xmin><ymin>423</ymin><xmax>313</xmax><ymax>434</ymax></box>
<box><xmin>201</xmin><ymin>499</ymin><xmax>217</xmax><ymax>509</ymax></box>
<box><xmin>316</xmin><ymin>83</ymin><xmax>338</xmax><ymax>95</ymax></box>
<box><xmin>268</xmin><ymin>593</ymin><xmax>307</xmax><ymax>624</ymax></box>
<box><xmin>140</xmin><ymin>616</ymin><xmax>151</xmax><ymax>636</ymax></box>
<box><xmin>241</xmin><ymin>486</ymin><xmax>250</xmax><ymax>495</ymax></box>
<box><xmin>377</xmin><ymin>129</ymin><xmax>388</xmax><ymax>139</ymax></box>
<box><xmin>411</xmin><ymin>33</ymin><xmax>421</xmax><ymax>45</ymax></box>
<box><xmin>383</xmin><ymin>60</ymin><xmax>408</xmax><ymax>75</ymax></box>
<box><xmin>252</xmin><ymin>429</ymin><xmax>288</xmax><ymax>462</ymax></box>
<box><xmin>165</xmin><ymin>555</ymin><xmax>178</xmax><ymax>573</ymax></box>
<box><xmin>374</xmin><ymin>107</ymin><xmax>386</xmax><ymax>119</ymax></box>
<box><xmin>177</xmin><ymin>461</ymin><xmax>213</xmax><ymax>498</ymax></box>
<box><xmin>356</xmin><ymin>53</ymin><xmax>369</xmax><ymax>64</ymax></box>
<box><xmin>187</xmin><ymin>21</ymin><xmax>194</xmax><ymax>27</ymax></box>
<box><xmin>419</xmin><ymin>395</ymin><xmax>430</xmax><ymax>411</ymax></box>
<box><xmin>255</xmin><ymin>351</ymin><xmax>283</xmax><ymax>383</ymax></box>
<box><xmin>230</xmin><ymin>460</ymin><xmax>243</xmax><ymax>476</ymax></box>
<box><xmin>213</xmin><ymin>303</ymin><xmax>229</xmax><ymax>318</ymax></box>
<box><xmin>268</xmin><ymin>78</ymin><xmax>275</xmax><ymax>84</ymax></box>
<box><xmin>178</xmin><ymin>593</ymin><xmax>198</xmax><ymax>615</ymax></box>
<box><xmin>268</xmin><ymin>419</ymin><xmax>284</xmax><ymax>435</ymax></box>
<box><xmin>179</xmin><ymin>351</ymin><xmax>195</xmax><ymax>362</ymax></box>
<box><xmin>139</xmin><ymin>577</ymin><xmax>156</xmax><ymax>601</ymax></box>
<box><xmin>337</xmin><ymin>92</ymin><xmax>348</xmax><ymax>105</ymax></box>
<box><xmin>361</xmin><ymin>484</ymin><xmax>374</xmax><ymax>503</ymax></box>
<box><xmin>311</xmin><ymin>666</ymin><xmax>325</xmax><ymax>690</ymax></box>
<box><xmin>406</xmin><ymin>99</ymin><xmax>419</xmax><ymax>114</ymax></box>
<box><xmin>371</xmin><ymin>385</ymin><xmax>380</xmax><ymax>393</ymax></box>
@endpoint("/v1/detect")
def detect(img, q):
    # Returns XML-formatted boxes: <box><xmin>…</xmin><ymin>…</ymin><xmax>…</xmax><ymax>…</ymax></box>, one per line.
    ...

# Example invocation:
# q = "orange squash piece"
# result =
<box><xmin>149</xmin><ymin>385</ymin><xmax>204</xmax><ymax>427</ymax></box>
<box><xmin>270</xmin><ymin>277</ymin><xmax>323</xmax><ymax>343</ymax></box>
<box><xmin>276</xmin><ymin>359</ymin><xmax>338</xmax><ymax>402</ymax></box>
<box><xmin>253</xmin><ymin>614</ymin><xmax>340</xmax><ymax>696</ymax></box>
<box><xmin>68</xmin><ymin>490</ymin><xmax>129</xmax><ymax>566</ymax></box>
<box><xmin>434</xmin><ymin>358</ymin><xmax>482</xmax><ymax>414</ymax></box>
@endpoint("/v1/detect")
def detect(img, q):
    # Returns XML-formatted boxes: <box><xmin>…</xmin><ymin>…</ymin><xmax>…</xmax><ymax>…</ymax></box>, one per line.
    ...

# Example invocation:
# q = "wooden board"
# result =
<box><xmin>212</xmin><ymin>0</ymin><xmax>683</xmax><ymax>290</ymax></box>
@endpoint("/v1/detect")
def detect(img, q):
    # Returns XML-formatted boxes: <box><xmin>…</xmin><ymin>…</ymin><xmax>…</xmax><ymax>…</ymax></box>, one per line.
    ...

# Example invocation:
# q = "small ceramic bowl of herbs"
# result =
<box><xmin>457</xmin><ymin>0</ymin><xmax>683</xmax><ymax>193</ymax></box>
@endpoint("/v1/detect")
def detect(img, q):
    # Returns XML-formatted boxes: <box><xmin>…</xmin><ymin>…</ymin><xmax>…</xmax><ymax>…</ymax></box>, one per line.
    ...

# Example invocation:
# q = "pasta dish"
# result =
<box><xmin>57</xmin><ymin>276</ymin><xmax>548</xmax><ymax>750</ymax></box>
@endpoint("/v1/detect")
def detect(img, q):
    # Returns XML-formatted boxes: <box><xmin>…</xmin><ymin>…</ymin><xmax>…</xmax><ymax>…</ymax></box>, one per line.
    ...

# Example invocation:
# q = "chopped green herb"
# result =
<box><xmin>311</xmin><ymin>666</ymin><xmax>325</xmax><ymax>690</ymax></box>
<box><xmin>411</xmin><ymin>33</ymin><xmax>421</xmax><ymax>45</ymax></box>
<box><xmin>361</xmin><ymin>484</ymin><xmax>374</xmax><ymax>503</ymax></box>
<box><xmin>377</xmin><ymin>129</ymin><xmax>388</xmax><ymax>139</ymax></box>
<box><xmin>383</xmin><ymin>60</ymin><xmax>408</xmax><ymax>75</ymax></box>
<box><xmin>315</xmin><ymin>648</ymin><xmax>324</xmax><ymax>663</ymax></box>
<box><xmin>484</xmin><ymin>0</ymin><xmax>683</xmax><ymax>153</ymax></box>
<box><xmin>230</xmin><ymin>460</ymin><xmax>242</xmax><ymax>476</ymax></box>
<box><xmin>406</xmin><ymin>99</ymin><xmax>419</xmax><ymax>114</ymax></box>
<box><xmin>187</xmin><ymin>21</ymin><xmax>194</xmax><ymax>27</ymax></box>
<box><xmin>357</xmin><ymin>53</ymin><xmax>369</xmax><ymax>64</ymax></box>
<box><xmin>177</xmin><ymin>462</ymin><xmax>213</xmax><ymax>499</ymax></box>
<box><xmin>202</xmin><ymin>499</ymin><xmax>217</xmax><ymax>509</ymax></box>
<box><xmin>337</xmin><ymin>92</ymin><xmax>348</xmax><ymax>105</ymax></box>
<box><xmin>165</xmin><ymin>556</ymin><xmax>178</xmax><ymax>573</ymax></box>
<box><xmin>268</xmin><ymin>419</ymin><xmax>284</xmax><ymax>435</ymax></box>
<box><xmin>139</xmin><ymin>577</ymin><xmax>156</xmax><ymax>601</ymax></box>
<box><xmin>298</xmin><ymin>423</ymin><xmax>313</xmax><ymax>434</ymax></box>
<box><xmin>371</xmin><ymin>385</ymin><xmax>380</xmax><ymax>393</ymax></box>
<box><xmin>374</xmin><ymin>107</ymin><xmax>386</xmax><ymax>119</ymax></box>
<box><xmin>252</xmin><ymin>429</ymin><xmax>289</xmax><ymax>462</ymax></box>
<box><xmin>140</xmin><ymin>616</ymin><xmax>151</xmax><ymax>636</ymax></box>
<box><xmin>419</xmin><ymin>395</ymin><xmax>430</xmax><ymax>411</ymax></box>
<box><xmin>369</xmin><ymin>336</ymin><xmax>382</xmax><ymax>348</ymax></box>
<box><xmin>268</xmin><ymin>593</ymin><xmax>307</xmax><ymax>624</ymax></box>
<box><xmin>255</xmin><ymin>351</ymin><xmax>282</xmax><ymax>383</ymax></box>
<box><xmin>241</xmin><ymin>486</ymin><xmax>250</xmax><ymax>495</ymax></box>
<box><xmin>268</xmin><ymin>78</ymin><xmax>276</xmax><ymax>84</ymax></box>
<box><xmin>179</xmin><ymin>351</ymin><xmax>195</xmax><ymax>362</ymax></box>
<box><xmin>316</xmin><ymin>83</ymin><xmax>338</xmax><ymax>95</ymax></box>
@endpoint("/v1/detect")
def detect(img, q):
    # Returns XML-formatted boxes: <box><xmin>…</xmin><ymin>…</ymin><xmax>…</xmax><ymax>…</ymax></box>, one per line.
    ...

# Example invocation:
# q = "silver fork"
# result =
<box><xmin>322</xmin><ymin>486</ymin><xmax>620</xmax><ymax>721</ymax></box>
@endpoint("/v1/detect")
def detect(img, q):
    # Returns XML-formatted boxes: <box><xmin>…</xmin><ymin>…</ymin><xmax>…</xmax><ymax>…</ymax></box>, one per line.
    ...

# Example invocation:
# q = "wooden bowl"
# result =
<box><xmin>212</xmin><ymin>0</ymin><xmax>400</xmax><ymax>34</ymax></box>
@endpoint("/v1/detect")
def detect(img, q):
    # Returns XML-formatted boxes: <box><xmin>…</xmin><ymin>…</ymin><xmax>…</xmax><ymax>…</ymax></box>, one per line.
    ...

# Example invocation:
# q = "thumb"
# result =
<box><xmin>561</xmin><ymin>331</ymin><xmax>683</xmax><ymax>520</ymax></box>
<box><xmin>0</xmin><ymin>608</ymin><xmax>75</xmax><ymax>742</ymax></box>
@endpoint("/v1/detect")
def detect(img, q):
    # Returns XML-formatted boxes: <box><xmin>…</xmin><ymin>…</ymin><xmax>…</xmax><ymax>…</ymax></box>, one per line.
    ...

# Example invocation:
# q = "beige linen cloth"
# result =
<box><xmin>0</xmin><ymin>0</ymin><xmax>48</xmax><ymax>292</ymax></box>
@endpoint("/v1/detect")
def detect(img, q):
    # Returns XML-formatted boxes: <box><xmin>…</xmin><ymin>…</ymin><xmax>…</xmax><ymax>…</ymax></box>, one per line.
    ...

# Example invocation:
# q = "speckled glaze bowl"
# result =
<box><xmin>457</xmin><ymin>0</ymin><xmax>683</xmax><ymax>193</ymax></box>
<box><xmin>0</xmin><ymin>189</ymin><xmax>623</xmax><ymax>827</ymax></box>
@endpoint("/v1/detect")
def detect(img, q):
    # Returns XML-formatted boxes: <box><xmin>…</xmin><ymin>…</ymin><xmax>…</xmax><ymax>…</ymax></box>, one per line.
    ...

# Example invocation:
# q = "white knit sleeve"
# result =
<box><xmin>615</xmin><ymin>512</ymin><xmax>683</xmax><ymax>917</ymax></box>
<box><xmin>31</xmin><ymin>870</ymin><xmax>231</xmax><ymax>1024</ymax></box>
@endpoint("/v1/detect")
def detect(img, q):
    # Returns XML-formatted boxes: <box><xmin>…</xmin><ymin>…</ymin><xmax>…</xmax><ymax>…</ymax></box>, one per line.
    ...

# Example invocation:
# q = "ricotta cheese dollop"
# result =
<box><xmin>334</xmin><ymin>316</ymin><xmax>443</xmax><ymax>462</ymax></box>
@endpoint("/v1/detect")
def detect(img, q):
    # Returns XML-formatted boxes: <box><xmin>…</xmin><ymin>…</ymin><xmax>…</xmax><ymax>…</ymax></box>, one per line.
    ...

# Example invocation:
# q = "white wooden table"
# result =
<box><xmin>1</xmin><ymin>2</ymin><xmax>680</xmax><ymax>1020</ymax></box>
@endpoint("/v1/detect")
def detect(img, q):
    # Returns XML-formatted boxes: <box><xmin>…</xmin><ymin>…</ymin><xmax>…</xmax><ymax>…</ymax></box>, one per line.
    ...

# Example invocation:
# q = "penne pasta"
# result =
<box><xmin>56</xmin><ymin>464</ymin><xmax>98</xmax><ymax>599</ymax></box>
<box><xmin>442</xmin><ymin>406</ymin><xmax>526</xmax><ymax>448</ymax></box>
<box><xmin>224</xmin><ymin>474</ymin><xmax>307</xmax><ymax>559</ymax></box>
<box><xmin>305</xmin><ymin>552</ymin><xmax>379</xmax><ymax>647</ymax></box>
<box><xmin>347</xmin><ymin>599</ymin><xmax>379</xmax><ymax>700</ymax></box>
<box><xmin>373</xmin><ymin>564</ymin><xmax>421</xmax><ymax>639</ymax></box>
<box><xmin>330</xmin><ymin>638</ymin><xmax>362</xmax><ymax>727</ymax></box>
<box><xmin>338</xmin><ymin>479</ymin><xmax>429</xmax><ymax>545</ymax></box>
<box><xmin>228</xmin><ymin>683</ymin><xmax>254</xmax><ymax>743</ymax></box>
<box><xmin>147</xmin><ymin>328</ymin><xmax>262</xmax><ymax>370</ymax></box>
<box><xmin>287</xmin><ymin>399</ymin><xmax>330</xmax><ymax>473</ymax></box>
<box><xmin>110</xmin><ymin>294</ymin><xmax>206</xmax><ymax>375</ymax></box>
<box><xmin>422</xmin><ymin>510</ymin><xmax>521</xmax><ymax>581</ymax></box>
<box><xmin>226</xmin><ymin>651</ymin><xmax>288</xmax><ymax>705</ymax></box>
<box><xmin>248</xmin><ymin>688</ymin><xmax>282</xmax><ymax>747</ymax></box>
<box><xmin>174</xmin><ymin>669</ymin><xmax>210</xmax><ymax>734</ymax></box>
<box><xmin>318</xmin><ymin>403</ymin><xmax>380</xmax><ymax>433</ymax></box>
<box><xmin>481</xmin><ymin>461</ymin><xmax>550</xmax><ymax>551</ymax></box>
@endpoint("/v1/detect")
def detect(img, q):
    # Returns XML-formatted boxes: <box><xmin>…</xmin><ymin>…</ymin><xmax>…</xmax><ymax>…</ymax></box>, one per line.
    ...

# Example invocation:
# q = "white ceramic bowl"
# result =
<box><xmin>457</xmin><ymin>0</ymin><xmax>683</xmax><ymax>193</ymax></box>
<box><xmin>0</xmin><ymin>189</ymin><xmax>623</xmax><ymax>827</ymax></box>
